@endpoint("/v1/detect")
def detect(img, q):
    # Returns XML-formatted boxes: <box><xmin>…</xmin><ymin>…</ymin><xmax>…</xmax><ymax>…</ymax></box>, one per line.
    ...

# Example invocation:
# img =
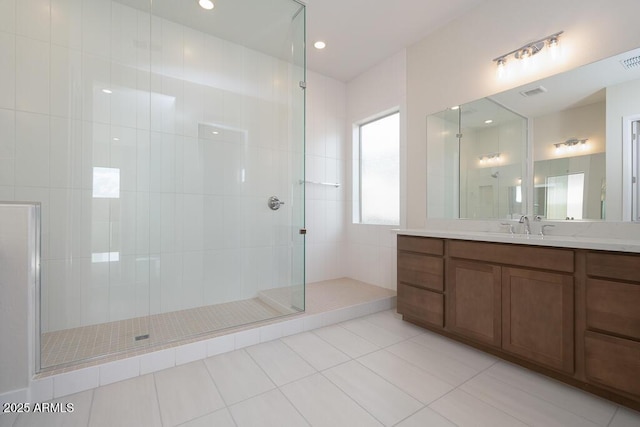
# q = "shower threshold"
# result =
<box><xmin>38</xmin><ymin>278</ymin><xmax>397</xmax><ymax>375</ymax></box>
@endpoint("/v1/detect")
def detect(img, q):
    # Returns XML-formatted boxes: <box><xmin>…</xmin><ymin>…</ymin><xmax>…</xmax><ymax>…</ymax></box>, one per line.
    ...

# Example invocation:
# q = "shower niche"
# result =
<box><xmin>0</xmin><ymin>0</ymin><xmax>306</xmax><ymax>371</ymax></box>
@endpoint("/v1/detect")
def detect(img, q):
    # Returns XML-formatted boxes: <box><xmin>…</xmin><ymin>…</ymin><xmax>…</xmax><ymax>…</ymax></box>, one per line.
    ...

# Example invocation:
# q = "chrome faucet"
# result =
<box><xmin>519</xmin><ymin>215</ymin><xmax>531</xmax><ymax>235</ymax></box>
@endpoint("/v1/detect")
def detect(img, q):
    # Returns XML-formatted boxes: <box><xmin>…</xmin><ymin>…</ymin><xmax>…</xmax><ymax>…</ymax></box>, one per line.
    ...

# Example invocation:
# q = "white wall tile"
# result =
<box><xmin>51</xmin><ymin>0</ymin><xmax>82</xmax><ymax>49</ymax></box>
<box><xmin>29</xmin><ymin>377</ymin><xmax>54</xmax><ymax>403</ymax></box>
<box><xmin>81</xmin><ymin>257</ymin><xmax>109</xmax><ymax>325</ymax></box>
<box><xmin>16</xmin><ymin>0</ymin><xmax>50</xmax><ymax>42</ymax></box>
<box><xmin>99</xmin><ymin>357</ymin><xmax>141</xmax><ymax>386</ymax></box>
<box><xmin>15</xmin><ymin>37</ymin><xmax>49</xmax><ymax>115</ymax></box>
<box><xmin>110</xmin><ymin>64</ymin><xmax>138</xmax><ymax>128</ymax></box>
<box><xmin>49</xmin><ymin>188</ymin><xmax>82</xmax><ymax>260</ymax></box>
<box><xmin>0</xmin><ymin>33</ymin><xmax>15</xmax><ymax>110</ymax></box>
<box><xmin>206</xmin><ymin>334</ymin><xmax>235</xmax><ymax>357</ymax></box>
<box><xmin>50</xmin><ymin>46</ymin><xmax>83</xmax><ymax>120</ymax></box>
<box><xmin>15</xmin><ymin>112</ymin><xmax>49</xmax><ymax>188</ymax></box>
<box><xmin>160</xmin><ymin>19</ymin><xmax>184</xmax><ymax>79</ymax></box>
<box><xmin>182</xmin><ymin>251</ymin><xmax>204</xmax><ymax>309</ymax></box>
<box><xmin>234</xmin><ymin>328</ymin><xmax>260</xmax><ymax>349</ymax></box>
<box><xmin>0</xmin><ymin>0</ymin><xmax>15</xmax><ymax>33</ymax></box>
<box><xmin>259</xmin><ymin>323</ymin><xmax>283</xmax><ymax>343</ymax></box>
<box><xmin>175</xmin><ymin>341</ymin><xmax>207</xmax><ymax>366</ymax></box>
<box><xmin>50</xmin><ymin>117</ymin><xmax>83</xmax><ymax>188</ymax></box>
<box><xmin>53</xmin><ymin>367</ymin><xmax>99</xmax><ymax>398</ymax></box>
<box><xmin>140</xmin><ymin>348</ymin><xmax>175</xmax><ymax>375</ymax></box>
<box><xmin>82</xmin><ymin>55</ymin><xmax>111</xmax><ymax>124</ymax></box>
<box><xmin>181</xmin><ymin>137</ymin><xmax>204</xmax><ymax>194</ymax></box>
<box><xmin>0</xmin><ymin>109</ymin><xmax>15</xmax><ymax>188</ymax></box>
<box><xmin>111</xmin><ymin>2</ymin><xmax>138</xmax><ymax>68</ymax></box>
<box><xmin>159</xmin><ymin>252</ymin><xmax>184</xmax><ymax>312</ymax></box>
<box><xmin>82</xmin><ymin>0</ymin><xmax>111</xmax><ymax>57</ymax></box>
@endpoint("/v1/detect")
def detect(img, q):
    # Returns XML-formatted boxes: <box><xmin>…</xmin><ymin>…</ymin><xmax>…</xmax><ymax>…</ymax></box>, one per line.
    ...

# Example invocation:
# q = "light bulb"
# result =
<box><xmin>496</xmin><ymin>58</ymin><xmax>506</xmax><ymax>79</ymax></box>
<box><xmin>199</xmin><ymin>0</ymin><xmax>214</xmax><ymax>10</ymax></box>
<box><xmin>548</xmin><ymin>37</ymin><xmax>559</xmax><ymax>60</ymax></box>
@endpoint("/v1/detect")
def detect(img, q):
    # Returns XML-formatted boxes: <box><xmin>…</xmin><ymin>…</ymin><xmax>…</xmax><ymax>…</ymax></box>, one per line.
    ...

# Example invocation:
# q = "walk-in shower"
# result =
<box><xmin>0</xmin><ymin>0</ymin><xmax>305</xmax><ymax>371</ymax></box>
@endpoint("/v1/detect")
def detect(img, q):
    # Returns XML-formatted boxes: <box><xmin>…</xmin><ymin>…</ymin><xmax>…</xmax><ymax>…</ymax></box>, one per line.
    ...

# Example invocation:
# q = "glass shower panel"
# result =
<box><xmin>32</xmin><ymin>0</ymin><xmax>155</xmax><ymax>371</ymax></box>
<box><xmin>289</xmin><ymin>3</ymin><xmax>306</xmax><ymax>312</ymax></box>
<box><xmin>144</xmin><ymin>0</ymin><xmax>305</xmax><ymax>344</ymax></box>
<box><xmin>31</xmin><ymin>0</ymin><xmax>304</xmax><ymax>372</ymax></box>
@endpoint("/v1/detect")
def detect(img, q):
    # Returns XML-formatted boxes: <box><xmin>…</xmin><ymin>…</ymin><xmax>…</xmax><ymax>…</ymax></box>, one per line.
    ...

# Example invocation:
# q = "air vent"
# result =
<box><xmin>520</xmin><ymin>86</ymin><xmax>548</xmax><ymax>97</ymax></box>
<box><xmin>620</xmin><ymin>55</ymin><xmax>640</xmax><ymax>70</ymax></box>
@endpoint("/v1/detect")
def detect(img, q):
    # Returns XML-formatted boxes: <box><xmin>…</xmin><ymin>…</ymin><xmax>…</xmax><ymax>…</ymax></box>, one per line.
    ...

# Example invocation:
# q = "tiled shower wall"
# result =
<box><xmin>304</xmin><ymin>71</ymin><xmax>349</xmax><ymax>284</ymax></box>
<box><xmin>0</xmin><ymin>0</ymin><xmax>304</xmax><ymax>333</ymax></box>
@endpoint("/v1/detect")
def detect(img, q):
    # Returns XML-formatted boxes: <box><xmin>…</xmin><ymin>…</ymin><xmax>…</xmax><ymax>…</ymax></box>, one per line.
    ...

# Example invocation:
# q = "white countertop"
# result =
<box><xmin>397</xmin><ymin>229</ymin><xmax>640</xmax><ymax>253</ymax></box>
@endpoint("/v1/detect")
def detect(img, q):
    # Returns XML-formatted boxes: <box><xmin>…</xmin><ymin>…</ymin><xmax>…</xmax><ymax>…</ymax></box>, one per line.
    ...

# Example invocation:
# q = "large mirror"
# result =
<box><xmin>427</xmin><ymin>46</ymin><xmax>640</xmax><ymax>221</ymax></box>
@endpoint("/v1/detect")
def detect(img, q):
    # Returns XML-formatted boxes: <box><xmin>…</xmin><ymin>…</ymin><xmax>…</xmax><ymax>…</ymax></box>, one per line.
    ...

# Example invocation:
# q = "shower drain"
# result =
<box><xmin>135</xmin><ymin>334</ymin><xmax>150</xmax><ymax>341</ymax></box>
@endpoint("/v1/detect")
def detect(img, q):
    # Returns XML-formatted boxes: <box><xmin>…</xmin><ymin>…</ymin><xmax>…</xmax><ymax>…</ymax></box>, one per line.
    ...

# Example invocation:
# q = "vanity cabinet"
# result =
<box><xmin>447</xmin><ymin>259</ymin><xmax>501</xmax><ymax>347</ymax></box>
<box><xmin>397</xmin><ymin>236</ymin><xmax>444</xmax><ymax>327</ymax></box>
<box><xmin>397</xmin><ymin>235</ymin><xmax>640</xmax><ymax>410</ymax></box>
<box><xmin>447</xmin><ymin>240</ymin><xmax>574</xmax><ymax>373</ymax></box>
<box><xmin>502</xmin><ymin>267</ymin><xmax>574</xmax><ymax>373</ymax></box>
<box><xmin>584</xmin><ymin>251</ymin><xmax>640</xmax><ymax>398</ymax></box>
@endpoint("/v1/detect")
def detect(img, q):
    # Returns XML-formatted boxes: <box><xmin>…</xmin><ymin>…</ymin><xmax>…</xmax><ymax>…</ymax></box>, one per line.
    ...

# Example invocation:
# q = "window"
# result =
<box><xmin>356</xmin><ymin>111</ymin><xmax>400</xmax><ymax>225</ymax></box>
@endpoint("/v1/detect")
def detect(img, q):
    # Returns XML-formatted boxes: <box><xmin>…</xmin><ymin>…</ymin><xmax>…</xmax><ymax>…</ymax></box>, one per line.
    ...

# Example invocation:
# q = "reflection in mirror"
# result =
<box><xmin>426</xmin><ymin>98</ymin><xmax>526</xmax><ymax>219</ymax></box>
<box><xmin>427</xmin><ymin>46</ymin><xmax>640</xmax><ymax>221</ymax></box>
<box><xmin>531</xmin><ymin>101</ymin><xmax>606</xmax><ymax>220</ymax></box>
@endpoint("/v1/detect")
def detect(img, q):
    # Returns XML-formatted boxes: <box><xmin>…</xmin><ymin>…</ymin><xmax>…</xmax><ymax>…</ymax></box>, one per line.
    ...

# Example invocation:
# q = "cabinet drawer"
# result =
<box><xmin>398</xmin><ymin>252</ymin><xmax>443</xmax><ymax>291</ymax></box>
<box><xmin>586</xmin><ymin>252</ymin><xmax>640</xmax><ymax>282</ymax></box>
<box><xmin>449</xmin><ymin>240</ymin><xmax>574</xmax><ymax>273</ymax></box>
<box><xmin>397</xmin><ymin>283</ymin><xmax>444</xmax><ymax>328</ymax></box>
<box><xmin>585</xmin><ymin>331</ymin><xmax>640</xmax><ymax>397</ymax></box>
<box><xmin>398</xmin><ymin>235</ymin><xmax>444</xmax><ymax>256</ymax></box>
<box><xmin>586</xmin><ymin>278</ymin><xmax>640</xmax><ymax>340</ymax></box>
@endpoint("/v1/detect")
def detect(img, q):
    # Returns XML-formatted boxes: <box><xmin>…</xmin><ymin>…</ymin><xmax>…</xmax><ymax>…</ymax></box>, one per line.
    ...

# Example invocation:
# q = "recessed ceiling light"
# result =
<box><xmin>314</xmin><ymin>41</ymin><xmax>326</xmax><ymax>50</ymax></box>
<box><xmin>102</xmin><ymin>89</ymin><xmax>112</xmax><ymax>94</ymax></box>
<box><xmin>113</xmin><ymin>137</ymin><xmax>120</xmax><ymax>141</ymax></box>
<box><xmin>199</xmin><ymin>0</ymin><xmax>214</xmax><ymax>10</ymax></box>
<box><xmin>450</xmin><ymin>105</ymin><xmax>459</xmax><ymax>110</ymax></box>
<box><xmin>484</xmin><ymin>119</ymin><xmax>493</xmax><ymax>124</ymax></box>
<box><xmin>212</xmin><ymin>131</ymin><xmax>219</xmax><ymax>135</ymax></box>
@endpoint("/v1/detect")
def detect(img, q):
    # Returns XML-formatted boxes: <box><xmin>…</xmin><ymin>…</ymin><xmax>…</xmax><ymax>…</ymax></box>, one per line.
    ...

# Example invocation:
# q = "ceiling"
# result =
<box><xmin>116</xmin><ymin>0</ymin><xmax>485</xmax><ymax>82</ymax></box>
<box><xmin>303</xmin><ymin>0</ymin><xmax>485</xmax><ymax>81</ymax></box>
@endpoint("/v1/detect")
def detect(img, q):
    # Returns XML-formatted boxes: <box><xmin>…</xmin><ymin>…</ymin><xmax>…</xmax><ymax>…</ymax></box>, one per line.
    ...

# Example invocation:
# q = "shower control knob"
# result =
<box><xmin>268</xmin><ymin>196</ymin><xmax>285</xmax><ymax>210</ymax></box>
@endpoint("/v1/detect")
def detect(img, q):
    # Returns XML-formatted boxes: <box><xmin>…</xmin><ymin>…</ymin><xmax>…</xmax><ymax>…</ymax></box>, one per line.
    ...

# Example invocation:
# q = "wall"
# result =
<box><xmin>304</xmin><ymin>70</ymin><xmax>349</xmax><ymax>283</ymax></box>
<box><xmin>0</xmin><ymin>0</ymin><xmax>303</xmax><ymax>333</ymax></box>
<box><xmin>345</xmin><ymin>50</ymin><xmax>407</xmax><ymax>290</ymax></box>
<box><xmin>606</xmin><ymin>78</ymin><xmax>640</xmax><ymax>220</ymax></box>
<box><xmin>0</xmin><ymin>204</ymin><xmax>37</xmax><ymax>395</ymax></box>
<box><xmin>407</xmin><ymin>0</ymin><xmax>640</xmax><ymax>227</ymax></box>
<box><xmin>533</xmin><ymin>101</ymin><xmax>606</xmax><ymax>161</ymax></box>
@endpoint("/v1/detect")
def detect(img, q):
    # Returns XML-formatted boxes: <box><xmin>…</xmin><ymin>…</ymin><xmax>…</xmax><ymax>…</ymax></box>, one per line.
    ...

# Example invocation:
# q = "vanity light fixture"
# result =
<box><xmin>479</xmin><ymin>153</ymin><xmax>502</xmax><ymax>164</ymax></box>
<box><xmin>199</xmin><ymin>0</ymin><xmax>214</xmax><ymax>10</ymax></box>
<box><xmin>554</xmin><ymin>138</ymin><xmax>588</xmax><ymax>154</ymax></box>
<box><xmin>493</xmin><ymin>31</ymin><xmax>563</xmax><ymax>76</ymax></box>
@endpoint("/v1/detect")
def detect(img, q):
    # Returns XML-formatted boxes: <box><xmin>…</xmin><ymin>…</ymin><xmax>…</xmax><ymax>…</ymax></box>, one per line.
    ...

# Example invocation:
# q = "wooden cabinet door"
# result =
<box><xmin>447</xmin><ymin>259</ymin><xmax>501</xmax><ymax>347</ymax></box>
<box><xmin>502</xmin><ymin>267</ymin><xmax>574</xmax><ymax>374</ymax></box>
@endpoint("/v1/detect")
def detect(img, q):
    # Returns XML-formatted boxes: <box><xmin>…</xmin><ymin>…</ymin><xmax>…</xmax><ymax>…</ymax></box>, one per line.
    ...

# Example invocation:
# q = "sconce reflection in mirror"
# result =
<box><xmin>553</xmin><ymin>138</ymin><xmax>588</xmax><ymax>155</ymax></box>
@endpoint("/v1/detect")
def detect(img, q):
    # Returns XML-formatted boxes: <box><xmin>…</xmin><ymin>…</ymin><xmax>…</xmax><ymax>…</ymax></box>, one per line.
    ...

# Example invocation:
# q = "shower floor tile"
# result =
<box><xmin>40</xmin><ymin>298</ymin><xmax>290</xmax><ymax>369</ymax></box>
<box><xmin>39</xmin><ymin>278</ymin><xmax>396</xmax><ymax>372</ymax></box>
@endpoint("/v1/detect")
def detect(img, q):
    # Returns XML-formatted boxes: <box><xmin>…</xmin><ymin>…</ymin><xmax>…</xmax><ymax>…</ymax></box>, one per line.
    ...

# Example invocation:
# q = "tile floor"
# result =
<box><xmin>4</xmin><ymin>310</ymin><xmax>640</xmax><ymax>427</ymax></box>
<box><xmin>41</xmin><ymin>298</ymin><xmax>291</xmax><ymax>369</ymax></box>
